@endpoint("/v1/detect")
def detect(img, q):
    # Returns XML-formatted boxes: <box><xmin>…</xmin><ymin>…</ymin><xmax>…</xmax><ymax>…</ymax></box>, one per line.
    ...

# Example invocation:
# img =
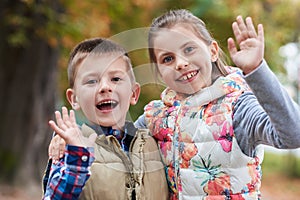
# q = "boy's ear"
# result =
<box><xmin>66</xmin><ymin>88</ymin><xmax>80</xmax><ymax>110</ymax></box>
<box><xmin>210</xmin><ymin>41</ymin><xmax>219</xmax><ymax>62</ymax></box>
<box><xmin>130</xmin><ymin>83</ymin><xmax>141</xmax><ymax>105</ymax></box>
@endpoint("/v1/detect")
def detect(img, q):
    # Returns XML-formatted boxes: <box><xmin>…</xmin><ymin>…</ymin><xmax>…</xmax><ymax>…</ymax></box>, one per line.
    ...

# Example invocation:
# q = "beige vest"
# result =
<box><xmin>79</xmin><ymin>124</ymin><xmax>169</xmax><ymax>200</ymax></box>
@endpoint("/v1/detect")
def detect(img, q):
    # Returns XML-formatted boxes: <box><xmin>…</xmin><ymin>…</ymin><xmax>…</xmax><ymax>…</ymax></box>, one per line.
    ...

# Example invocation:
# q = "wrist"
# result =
<box><xmin>243</xmin><ymin>60</ymin><xmax>263</xmax><ymax>75</ymax></box>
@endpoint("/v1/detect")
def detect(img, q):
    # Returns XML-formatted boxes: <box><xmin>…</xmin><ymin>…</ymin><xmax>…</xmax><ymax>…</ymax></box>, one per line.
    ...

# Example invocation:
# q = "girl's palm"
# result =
<box><xmin>227</xmin><ymin>16</ymin><xmax>264</xmax><ymax>74</ymax></box>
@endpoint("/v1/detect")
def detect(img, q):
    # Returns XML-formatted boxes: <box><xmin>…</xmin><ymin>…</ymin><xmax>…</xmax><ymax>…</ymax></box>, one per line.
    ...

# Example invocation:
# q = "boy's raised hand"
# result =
<box><xmin>227</xmin><ymin>16</ymin><xmax>264</xmax><ymax>74</ymax></box>
<box><xmin>48</xmin><ymin>107</ymin><xmax>97</xmax><ymax>158</ymax></box>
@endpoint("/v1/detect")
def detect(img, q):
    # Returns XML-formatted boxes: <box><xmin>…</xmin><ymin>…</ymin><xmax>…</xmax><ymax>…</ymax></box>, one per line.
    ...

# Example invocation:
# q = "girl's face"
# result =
<box><xmin>153</xmin><ymin>24</ymin><xmax>219</xmax><ymax>95</ymax></box>
<box><xmin>67</xmin><ymin>54</ymin><xmax>140</xmax><ymax>129</ymax></box>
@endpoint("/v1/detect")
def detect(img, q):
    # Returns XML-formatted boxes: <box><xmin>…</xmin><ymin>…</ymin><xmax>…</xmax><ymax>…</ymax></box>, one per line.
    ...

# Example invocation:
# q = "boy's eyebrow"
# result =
<box><xmin>107</xmin><ymin>67</ymin><xmax>128</xmax><ymax>73</ymax></box>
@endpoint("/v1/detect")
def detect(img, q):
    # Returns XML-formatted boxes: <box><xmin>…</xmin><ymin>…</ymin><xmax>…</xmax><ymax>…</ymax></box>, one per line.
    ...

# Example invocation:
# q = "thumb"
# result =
<box><xmin>227</xmin><ymin>37</ymin><xmax>237</xmax><ymax>58</ymax></box>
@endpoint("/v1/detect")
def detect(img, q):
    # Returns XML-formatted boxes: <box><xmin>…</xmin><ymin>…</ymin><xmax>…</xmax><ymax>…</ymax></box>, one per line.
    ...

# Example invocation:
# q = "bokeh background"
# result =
<box><xmin>0</xmin><ymin>0</ymin><xmax>300</xmax><ymax>199</ymax></box>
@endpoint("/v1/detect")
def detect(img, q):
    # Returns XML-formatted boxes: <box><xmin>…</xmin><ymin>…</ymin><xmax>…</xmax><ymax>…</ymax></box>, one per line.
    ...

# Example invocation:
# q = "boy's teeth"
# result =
<box><xmin>99</xmin><ymin>100</ymin><xmax>115</xmax><ymax>105</ymax></box>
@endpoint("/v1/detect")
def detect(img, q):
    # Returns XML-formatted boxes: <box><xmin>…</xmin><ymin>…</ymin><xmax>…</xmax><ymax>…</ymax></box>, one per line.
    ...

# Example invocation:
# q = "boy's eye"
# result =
<box><xmin>162</xmin><ymin>56</ymin><xmax>173</xmax><ymax>64</ymax></box>
<box><xmin>86</xmin><ymin>79</ymin><xmax>97</xmax><ymax>84</ymax></box>
<box><xmin>184</xmin><ymin>46</ymin><xmax>194</xmax><ymax>54</ymax></box>
<box><xmin>112</xmin><ymin>77</ymin><xmax>121</xmax><ymax>82</ymax></box>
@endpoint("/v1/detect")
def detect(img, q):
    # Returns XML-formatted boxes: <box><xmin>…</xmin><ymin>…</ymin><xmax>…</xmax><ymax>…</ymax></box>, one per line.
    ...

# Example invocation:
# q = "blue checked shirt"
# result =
<box><xmin>42</xmin><ymin>122</ymin><xmax>136</xmax><ymax>199</ymax></box>
<box><xmin>43</xmin><ymin>145</ymin><xmax>95</xmax><ymax>200</ymax></box>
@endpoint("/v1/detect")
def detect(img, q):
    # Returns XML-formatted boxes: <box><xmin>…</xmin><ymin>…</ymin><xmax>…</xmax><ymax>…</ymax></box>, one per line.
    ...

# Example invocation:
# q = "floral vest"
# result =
<box><xmin>144</xmin><ymin>68</ymin><xmax>264</xmax><ymax>200</ymax></box>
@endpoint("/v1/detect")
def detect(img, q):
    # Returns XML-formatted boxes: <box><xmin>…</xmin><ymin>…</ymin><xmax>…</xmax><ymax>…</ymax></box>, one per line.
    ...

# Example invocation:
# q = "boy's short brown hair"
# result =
<box><xmin>67</xmin><ymin>38</ymin><xmax>135</xmax><ymax>88</ymax></box>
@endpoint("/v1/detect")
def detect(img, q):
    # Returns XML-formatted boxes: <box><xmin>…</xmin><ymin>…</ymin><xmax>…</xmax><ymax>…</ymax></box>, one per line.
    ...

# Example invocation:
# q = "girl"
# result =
<box><xmin>134</xmin><ymin>9</ymin><xmax>300</xmax><ymax>199</ymax></box>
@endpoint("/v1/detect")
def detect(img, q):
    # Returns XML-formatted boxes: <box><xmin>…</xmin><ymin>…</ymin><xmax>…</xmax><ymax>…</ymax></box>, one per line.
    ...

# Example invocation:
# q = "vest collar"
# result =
<box><xmin>161</xmin><ymin>69</ymin><xmax>245</xmax><ymax>107</ymax></box>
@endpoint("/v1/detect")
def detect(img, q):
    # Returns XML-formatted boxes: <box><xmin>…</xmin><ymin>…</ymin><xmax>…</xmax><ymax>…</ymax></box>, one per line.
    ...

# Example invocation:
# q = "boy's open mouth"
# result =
<box><xmin>96</xmin><ymin>100</ymin><xmax>118</xmax><ymax>110</ymax></box>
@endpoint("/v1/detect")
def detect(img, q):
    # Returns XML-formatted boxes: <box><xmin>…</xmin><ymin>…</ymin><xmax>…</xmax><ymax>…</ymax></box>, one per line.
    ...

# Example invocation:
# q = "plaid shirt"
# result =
<box><xmin>43</xmin><ymin>145</ymin><xmax>95</xmax><ymax>200</ymax></box>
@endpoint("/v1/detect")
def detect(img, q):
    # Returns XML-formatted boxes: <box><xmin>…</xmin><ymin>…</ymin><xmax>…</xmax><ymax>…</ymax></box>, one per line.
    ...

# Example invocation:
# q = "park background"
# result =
<box><xmin>0</xmin><ymin>0</ymin><xmax>300</xmax><ymax>199</ymax></box>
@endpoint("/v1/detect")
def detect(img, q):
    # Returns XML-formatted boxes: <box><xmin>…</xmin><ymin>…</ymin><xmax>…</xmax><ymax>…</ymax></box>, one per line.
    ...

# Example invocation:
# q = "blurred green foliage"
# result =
<box><xmin>2</xmin><ymin>0</ymin><xmax>299</xmax><ymax>181</ymax></box>
<box><xmin>41</xmin><ymin>0</ymin><xmax>300</xmax><ymax>121</ymax></box>
<box><xmin>263</xmin><ymin>151</ymin><xmax>300</xmax><ymax>178</ymax></box>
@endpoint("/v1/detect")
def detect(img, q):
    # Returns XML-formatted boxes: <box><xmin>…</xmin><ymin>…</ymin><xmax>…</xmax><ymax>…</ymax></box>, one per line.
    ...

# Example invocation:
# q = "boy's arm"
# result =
<box><xmin>43</xmin><ymin>107</ymin><xmax>97</xmax><ymax>199</ymax></box>
<box><xmin>43</xmin><ymin>145</ymin><xmax>94</xmax><ymax>199</ymax></box>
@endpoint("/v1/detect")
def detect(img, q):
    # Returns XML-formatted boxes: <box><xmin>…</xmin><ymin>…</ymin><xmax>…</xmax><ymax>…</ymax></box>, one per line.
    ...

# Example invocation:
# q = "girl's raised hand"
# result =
<box><xmin>227</xmin><ymin>16</ymin><xmax>264</xmax><ymax>74</ymax></box>
<box><xmin>48</xmin><ymin>107</ymin><xmax>96</xmax><ymax>149</ymax></box>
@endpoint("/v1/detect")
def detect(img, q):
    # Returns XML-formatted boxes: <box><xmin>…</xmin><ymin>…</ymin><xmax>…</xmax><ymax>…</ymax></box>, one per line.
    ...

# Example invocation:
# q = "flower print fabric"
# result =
<box><xmin>145</xmin><ymin>67</ymin><xmax>264</xmax><ymax>200</ymax></box>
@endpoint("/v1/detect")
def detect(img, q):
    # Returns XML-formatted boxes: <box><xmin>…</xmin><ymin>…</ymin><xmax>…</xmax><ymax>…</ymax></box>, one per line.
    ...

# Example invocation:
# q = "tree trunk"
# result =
<box><xmin>0</xmin><ymin>1</ymin><xmax>60</xmax><ymax>186</ymax></box>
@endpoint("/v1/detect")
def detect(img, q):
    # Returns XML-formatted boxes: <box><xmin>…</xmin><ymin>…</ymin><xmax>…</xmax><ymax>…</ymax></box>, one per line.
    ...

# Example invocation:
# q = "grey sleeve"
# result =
<box><xmin>233</xmin><ymin>60</ymin><xmax>300</xmax><ymax>157</ymax></box>
<box><xmin>134</xmin><ymin>114</ymin><xmax>147</xmax><ymax>129</ymax></box>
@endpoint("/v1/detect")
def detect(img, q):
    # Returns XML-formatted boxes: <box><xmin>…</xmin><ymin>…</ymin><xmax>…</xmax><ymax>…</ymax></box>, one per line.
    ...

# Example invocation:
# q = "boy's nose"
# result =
<box><xmin>175</xmin><ymin>56</ymin><xmax>189</xmax><ymax>70</ymax></box>
<box><xmin>98</xmin><ymin>81</ymin><xmax>112</xmax><ymax>93</ymax></box>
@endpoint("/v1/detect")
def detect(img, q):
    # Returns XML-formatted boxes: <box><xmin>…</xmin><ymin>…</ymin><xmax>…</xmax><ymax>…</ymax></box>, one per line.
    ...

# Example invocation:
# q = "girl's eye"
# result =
<box><xmin>184</xmin><ymin>46</ymin><xmax>194</xmax><ymax>54</ymax></box>
<box><xmin>162</xmin><ymin>56</ymin><xmax>173</xmax><ymax>64</ymax></box>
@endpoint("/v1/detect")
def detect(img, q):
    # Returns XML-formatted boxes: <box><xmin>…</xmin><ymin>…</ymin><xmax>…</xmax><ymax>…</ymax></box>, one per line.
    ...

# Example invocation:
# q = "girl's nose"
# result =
<box><xmin>175</xmin><ymin>56</ymin><xmax>189</xmax><ymax>70</ymax></box>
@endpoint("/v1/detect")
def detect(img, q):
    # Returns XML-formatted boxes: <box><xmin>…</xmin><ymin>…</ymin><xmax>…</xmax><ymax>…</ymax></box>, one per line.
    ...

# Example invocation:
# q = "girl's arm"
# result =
<box><xmin>134</xmin><ymin>114</ymin><xmax>147</xmax><ymax>129</ymax></box>
<box><xmin>233</xmin><ymin>60</ymin><xmax>300</xmax><ymax>156</ymax></box>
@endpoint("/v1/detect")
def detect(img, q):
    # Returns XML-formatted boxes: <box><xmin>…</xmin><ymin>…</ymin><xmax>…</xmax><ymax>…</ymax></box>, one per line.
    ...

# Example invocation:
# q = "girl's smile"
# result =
<box><xmin>176</xmin><ymin>70</ymin><xmax>199</xmax><ymax>82</ymax></box>
<box><xmin>153</xmin><ymin>24</ymin><xmax>218</xmax><ymax>95</ymax></box>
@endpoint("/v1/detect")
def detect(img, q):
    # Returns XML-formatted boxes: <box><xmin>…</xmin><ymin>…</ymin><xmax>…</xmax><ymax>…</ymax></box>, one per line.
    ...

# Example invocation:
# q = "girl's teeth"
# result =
<box><xmin>181</xmin><ymin>71</ymin><xmax>196</xmax><ymax>81</ymax></box>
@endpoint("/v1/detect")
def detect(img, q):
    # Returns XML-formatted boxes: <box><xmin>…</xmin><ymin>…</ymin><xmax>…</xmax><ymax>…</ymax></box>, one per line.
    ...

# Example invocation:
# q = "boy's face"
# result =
<box><xmin>153</xmin><ymin>24</ymin><xmax>218</xmax><ymax>95</ymax></box>
<box><xmin>67</xmin><ymin>53</ymin><xmax>140</xmax><ymax>129</ymax></box>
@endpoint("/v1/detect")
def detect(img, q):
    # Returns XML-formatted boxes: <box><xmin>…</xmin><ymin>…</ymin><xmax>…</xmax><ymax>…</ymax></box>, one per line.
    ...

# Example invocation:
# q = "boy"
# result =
<box><xmin>42</xmin><ymin>38</ymin><xmax>169</xmax><ymax>199</ymax></box>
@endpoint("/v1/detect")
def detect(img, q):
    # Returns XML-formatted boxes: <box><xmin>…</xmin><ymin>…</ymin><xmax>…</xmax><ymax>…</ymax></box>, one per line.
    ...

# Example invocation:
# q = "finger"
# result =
<box><xmin>49</xmin><ymin>120</ymin><xmax>63</xmax><ymax>135</ymax></box>
<box><xmin>62</xmin><ymin>107</ymin><xmax>72</xmax><ymax>127</ymax></box>
<box><xmin>59</xmin><ymin>138</ymin><xmax>66</xmax><ymax>158</ymax></box>
<box><xmin>257</xmin><ymin>24</ymin><xmax>264</xmax><ymax>43</ymax></box>
<box><xmin>69</xmin><ymin>110</ymin><xmax>77</xmax><ymax>127</ymax></box>
<box><xmin>232</xmin><ymin>22</ymin><xmax>243</xmax><ymax>45</ymax></box>
<box><xmin>236</xmin><ymin>15</ymin><xmax>249</xmax><ymax>40</ymax></box>
<box><xmin>49</xmin><ymin>120</ymin><xmax>67</xmax><ymax>140</ymax></box>
<box><xmin>227</xmin><ymin>37</ymin><xmax>237</xmax><ymax>57</ymax></box>
<box><xmin>55</xmin><ymin>111</ymin><xmax>66</xmax><ymax>131</ymax></box>
<box><xmin>245</xmin><ymin>17</ymin><xmax>257</xmax><ymax>38</ymax></box>
<box><xmin>48</xmin><ymin>137</ymin><xmax>53</xmax><ymax>158</ymax></box>
<box><xmin>48</xmin><ymin>134</ymin><xmax>61</xmax><ymax>161</ymax></box>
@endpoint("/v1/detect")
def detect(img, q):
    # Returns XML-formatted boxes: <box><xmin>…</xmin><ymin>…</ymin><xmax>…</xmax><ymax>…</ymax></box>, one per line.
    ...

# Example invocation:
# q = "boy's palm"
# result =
<box><xmin>48</xmin><ymin>107</ymin><xmax>96</xmax><ymax>162</ymax></box>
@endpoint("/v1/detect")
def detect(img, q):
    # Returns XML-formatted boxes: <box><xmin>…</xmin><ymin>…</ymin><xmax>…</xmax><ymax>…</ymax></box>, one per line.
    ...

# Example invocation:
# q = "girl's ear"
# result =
<box><xmin>66</xmin><ymin>88</ymin><xmax>80</xmax><ymax>110</ymax></box>
<box><xmin>130</xmin><ymin>83</ymin><xmax>141</xmax><ymax>105</ymax></box>
<box><xmin>210</xmin><ymin>41</ymin><xmax>219</xmax><ymax>62</ymax></box>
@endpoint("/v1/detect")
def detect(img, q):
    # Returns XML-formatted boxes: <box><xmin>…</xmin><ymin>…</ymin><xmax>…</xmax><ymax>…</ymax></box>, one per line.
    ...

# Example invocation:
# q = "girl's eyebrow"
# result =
<box><xmin>156</xmin><ymin>41</ymin><xmax>196</xmax><ymax>58</ymax></box>
<box><xmin>157</xmin><ymin>52</ymin><xmax>171</xmax><ymax>58</ymax></box>
<box><xmin>180</xmin><ymin>41</ymin><xmax>196</xmax><ymax>49</ymax></box>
